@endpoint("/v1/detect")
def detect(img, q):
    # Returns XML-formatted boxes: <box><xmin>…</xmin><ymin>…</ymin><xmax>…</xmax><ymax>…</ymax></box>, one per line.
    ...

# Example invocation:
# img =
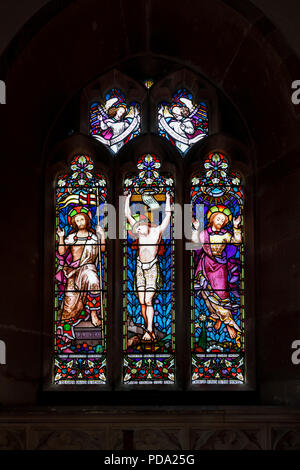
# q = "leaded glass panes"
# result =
<box><xmin>158</xmin><ymin>88</ymin><xmax>208</xmax><ymax>154</ymax></box>
<box><xmin>89</xmin><ymin>88</ymin><xmax>140</xmax><ymax>154</ymax></box>
<box><xmin>190</xmin><ymin>153</ymin><xmax>245</xmax><ymax>384</ymax></box>
<box><xmin>54</xmin><ymin>154</ymin><xmax>107</xmax><ymax>385</ymax></box>
<box><xmin>122</xmin><ymin>154</ymin><xmax>175</xmax><ymax>384</ymax></box>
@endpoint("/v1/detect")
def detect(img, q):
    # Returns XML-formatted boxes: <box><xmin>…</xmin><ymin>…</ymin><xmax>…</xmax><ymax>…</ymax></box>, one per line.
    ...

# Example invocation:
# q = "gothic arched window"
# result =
<box><xmin>45</xmin><ymin>65</ymin><xmax>254</xmax><ymax>397</ymax></box>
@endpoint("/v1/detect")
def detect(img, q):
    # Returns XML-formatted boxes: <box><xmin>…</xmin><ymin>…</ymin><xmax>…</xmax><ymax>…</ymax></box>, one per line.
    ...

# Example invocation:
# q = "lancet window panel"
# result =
<box><xmin>54</xmin><ymin>154</ymin><xmax>108</xmax><ymax>385</ymax></box>
<box><xmin>122</xmin><ymin>154</ymin><xmax>176</xmax><ymax>385</ymax></box>
<box><xmin>190</xmin><ymin>152</ymin><xmax>245</xmax><ymax>385</ymax></box>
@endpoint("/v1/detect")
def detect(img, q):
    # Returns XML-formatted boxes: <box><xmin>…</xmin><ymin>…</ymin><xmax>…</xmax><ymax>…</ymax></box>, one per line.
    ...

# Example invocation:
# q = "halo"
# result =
<box><xmin>206</xmin><ymin>205</ymin><xmax>232</xmax><ymax>222</ymax></box>
<box><xmin>68</xmin><ymin>206</ymin><xmax>92</xmax><ymax>225</ymax></box>
<box><xmin>127</xmin><ymin>213</ymin><xmax>148</xmax><ymax>237</ymax></box>
<box><xmin>132</xmin><ymin>219</ymin><xmax>149</xmax><ymax>235</ymax></box>
<box><xmin>112</xmin><ymin>103</ymin><xmax>128</xmax><ymax>114</ymax></box>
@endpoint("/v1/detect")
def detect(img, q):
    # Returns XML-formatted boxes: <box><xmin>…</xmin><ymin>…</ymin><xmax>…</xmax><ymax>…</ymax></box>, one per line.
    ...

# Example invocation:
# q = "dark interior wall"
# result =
<box><xmin>2</xmin><ymin>0</ymin><xmax>300</xmax><ymax>57</ymax></box>
<box><xmin>0</xmin><ymin>0</ymin><xmax>300</xmax><ymax>407</ymax></box>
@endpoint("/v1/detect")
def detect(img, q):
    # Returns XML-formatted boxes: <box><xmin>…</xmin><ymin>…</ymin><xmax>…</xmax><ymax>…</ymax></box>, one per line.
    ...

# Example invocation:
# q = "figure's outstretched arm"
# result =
<box><xmin>191</xmin><ymin>218</ymin><xmax>201</xmax><ymax>244</ymax></box>
<box><xmin>96</xmin><ymin>225</ymin><xmax>106</xmax><ymax>252</ymax></box>
<box><xmin>230</xmin><ymin>215</ymin><xmax>242</xmax><ymax>244</ymax></box>
<box><xmin>159</xmin><ymin>192</ymin><xmax>173</xmax><ymax>234</ymax></box>
<box><xmin>180</xmin><ymin>119</ymin><xmax>194</xmax><ymax>135</ymax></box>
<box><xmin>99</xmin><ymin>118</ymin><xmax>108</xmax><ymax>131</ymax></box>
<box><xmin>57</xmin><ymin>226</ymin><xmax>67</xmax><ymax>255</ymax></box>
<box><xmin>124</xmin><ymin>191</ymin><xmax>136</xmax><ymax>228</ymax></box>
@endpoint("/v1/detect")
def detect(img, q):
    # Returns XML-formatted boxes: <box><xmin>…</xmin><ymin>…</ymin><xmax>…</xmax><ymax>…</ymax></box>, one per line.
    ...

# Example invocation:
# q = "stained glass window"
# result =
<box><xmin>50</xmin><ymin>72</ymin><xmax>252</xmax><ymax>392</ymax></box>
<box><xmin>144</xmin><ymin>79</ymin><xmax>154</xmax><ymax>89</ymax></box>
<box><xmin>190</xmin><ymin>153</ymin><xmax>245</xmax><ymax>384</ymax></box>
<box><xmin>89</xmin><ymin>88</ymin><xmax>140</xmax><ymax>154</ymax></box>
<box><xmin>158</xmin><ymin>88</ymin><xmax>208</xmax><ymax>154</ymax></box>
<box><xmin>122</xmin><ymin>154</ymin><xmax>175</xmax><ymax>384</ymax></box>
<box><xmin>54</xmin><ymin>154</ymin><xmax>107</xmax><ymax>385</ymax></box>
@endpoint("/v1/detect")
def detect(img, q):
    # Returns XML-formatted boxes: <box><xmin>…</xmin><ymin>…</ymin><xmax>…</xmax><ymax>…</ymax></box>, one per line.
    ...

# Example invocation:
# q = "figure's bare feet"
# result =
<box><xmin>91</xmin><ymin>312</ymin><xmax>101</xmax><ymax>327</ymax></box>
<box><xmin>142</xmin><ymin>331</ymin><xmax>152</xmax><ymax>341</ymax></box>
<box><xmin>226</xmin><ymin>325</ymin><xmax>237</xmax><ymax>339</ymax></box>
<box><xmin>215</xmin><ymin>320</ymin><xmax>222</xmax><ymax>330</ymax></box>
<box><xmin>141</xmin><ymin>330</ymin><xmax>156</xmax><ymax>342</ymax></box>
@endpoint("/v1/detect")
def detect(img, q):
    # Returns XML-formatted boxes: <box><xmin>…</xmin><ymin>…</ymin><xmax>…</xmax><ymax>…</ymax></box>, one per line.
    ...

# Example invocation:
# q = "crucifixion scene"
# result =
<box><xmin>123</xmin><ymin>153</ymin><xmax>175</xmax><ymax>384</ymax></box>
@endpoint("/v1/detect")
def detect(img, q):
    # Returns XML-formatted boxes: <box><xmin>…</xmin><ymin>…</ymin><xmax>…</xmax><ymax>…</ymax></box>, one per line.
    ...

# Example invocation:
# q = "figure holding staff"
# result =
<box><xmin>56</xmin><ymin>201</ymin><xmax>106</xmax><ymax>352</ymax></box>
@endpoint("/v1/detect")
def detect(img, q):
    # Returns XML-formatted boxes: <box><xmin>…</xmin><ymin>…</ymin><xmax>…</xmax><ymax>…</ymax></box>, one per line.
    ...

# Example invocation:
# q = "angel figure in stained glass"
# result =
<box><xmin>91</xmin><ymin>90</ymin><xmax>140</xmax><ymax>153</ymax></box>
<box><xmin>158</xmin><ymin>91</ymin><xmax>207</xmax><ymax>153</ymax></box>
<box><xmin>192</xmin><ymin>206</ymin><xmax>242</xmax><ymax>345</ymax></box>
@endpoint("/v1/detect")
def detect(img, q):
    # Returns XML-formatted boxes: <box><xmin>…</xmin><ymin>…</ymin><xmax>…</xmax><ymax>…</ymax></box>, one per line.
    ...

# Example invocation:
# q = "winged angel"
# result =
<box><xmin>92</xmin><ymin>96</ymin><xmax>140</xmax><ymax>154</ymax></box>
<box><xmin>158</xmin><ymin>96</ymin><xmax>207</xmax><ymax>153</ymax></box>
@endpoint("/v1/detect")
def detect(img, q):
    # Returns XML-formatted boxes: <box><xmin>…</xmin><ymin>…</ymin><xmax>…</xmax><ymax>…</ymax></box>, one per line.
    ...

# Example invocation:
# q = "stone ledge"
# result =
<box><xmin>0</xmin><ymin>407</ymin><xmax>299</xmax><ymax>449</ymax></box>
<box><xmin>0</xmin><ymin>410</ymin><xmax>300</xmax><ymax>450</ymax></box>
<box><xmin>0</xmin><ymin>405</ymin><xmax>300</xmax><ymax>422</ymax></box>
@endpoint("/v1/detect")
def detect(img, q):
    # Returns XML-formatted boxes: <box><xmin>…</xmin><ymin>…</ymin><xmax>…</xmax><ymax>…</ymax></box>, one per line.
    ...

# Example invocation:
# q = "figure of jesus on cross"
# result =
<box><xmin>124</xmin><ymin>190</ymin><xmax>173</xmax><ymax>342</ymax></box>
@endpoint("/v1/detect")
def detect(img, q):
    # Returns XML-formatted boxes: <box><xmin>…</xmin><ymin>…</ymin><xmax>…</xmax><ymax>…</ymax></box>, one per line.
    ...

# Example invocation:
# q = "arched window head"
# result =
<box><xmin>54</xmin><ymin>154</ymin><xmax>107</xmax><ymax>385</ymax></box>
<box><xmin>190</xmin><ymin>152</ymin><xmax>245</xmax><ymax>385</ymax></box>
<box><xmin>123</xmin><ymin>154</ymin><xmax>175</xmax><ymax>385</ymax></box>
<box><xmin>89</xmin><ymin>88</ymin><xmax>141</xmax><ymax>154</ymax></box>
<box><xmin>158</xmin><ymin>88</ymin><xmax>208</xmax><ymax>154</ymax></box>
